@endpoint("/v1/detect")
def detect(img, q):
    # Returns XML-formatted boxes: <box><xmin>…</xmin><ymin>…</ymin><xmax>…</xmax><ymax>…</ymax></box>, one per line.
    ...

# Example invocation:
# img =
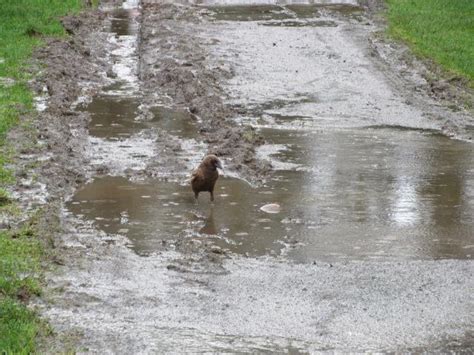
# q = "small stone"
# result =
<box><xmin>260</xmin><ymin>203</ymin><xmax>281</xmax><ymax>214</ymax></box>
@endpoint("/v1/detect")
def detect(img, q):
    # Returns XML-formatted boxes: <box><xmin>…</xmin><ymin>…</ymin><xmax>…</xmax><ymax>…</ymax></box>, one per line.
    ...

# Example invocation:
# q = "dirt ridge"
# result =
<box><xmin>138</xmin><ymin>3</ymin><xmax>270</xmax><ymax>182</ymax></box>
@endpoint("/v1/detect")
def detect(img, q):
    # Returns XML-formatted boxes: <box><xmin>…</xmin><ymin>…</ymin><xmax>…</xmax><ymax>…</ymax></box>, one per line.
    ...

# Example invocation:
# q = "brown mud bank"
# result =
<box><xmin>9</xmin><ymin>11</ymin><xmax>110</xmax><ymax>213</ymax></box>
<box><xmin>138</xmin><ymin>3</ymin><xmax>269</xmax><ymax>181</ymax></box>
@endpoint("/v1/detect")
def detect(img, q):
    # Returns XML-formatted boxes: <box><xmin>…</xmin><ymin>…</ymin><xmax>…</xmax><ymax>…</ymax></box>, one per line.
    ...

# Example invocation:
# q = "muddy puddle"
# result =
<box><xmin>84</xmin><ymin>96</ymin><xmax>197</xmax><ymax>140</ymax></box>
<box><xmin>84</xmin><ymin>95</ymin><xmax>145</xmax><ymax>138</ymax></box>
<box><xmin>83</xmin><ymin>5</ymin><xmax>201</xmax><ymax>140</ymax></box>
<box><xmin>200</xmin><ymin>1</ymin><xmax>360</xmax><ymax>23</ymax></box>
<box><xmin>68</xmin><ymin>123</ymin><xmax>474</xmax><ymax>261</ymax></box>
<box><xmin>109</xmin><ymin>8</ymin><xmax>139</xmax><ymax>35</ymax></box>
<box><xmin>69</xmin><ymin>1</ymin><xmax>474</xmax><ymax>262</ymax></box>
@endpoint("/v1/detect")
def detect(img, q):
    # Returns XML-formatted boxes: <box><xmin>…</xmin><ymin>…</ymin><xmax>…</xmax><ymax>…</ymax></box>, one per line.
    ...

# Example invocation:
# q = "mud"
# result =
<box><xmin>6</xmin><ymin>10</ymin><xmax>112</xmax><ymax>217</ymax></box>
<box><xmin>4</xmin><ymin>0</ymin><xmax>472</xmax><ymax>352</ymax></box>
<box><xmin>138</xmin><ymin>3</ymin><xmax>269</xmax><ymax>181</ymax></box>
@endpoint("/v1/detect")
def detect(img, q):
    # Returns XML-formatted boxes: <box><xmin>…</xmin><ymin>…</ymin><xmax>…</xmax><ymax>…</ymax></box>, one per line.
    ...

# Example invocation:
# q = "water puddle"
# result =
<box><xmin>80</xmin><ymin>1</ymin><xmax>159</xmax><ymax>175</ymax></box>
<box><xmin>84</xmin><ymin>96</ymin><xmax>199</xmax><ymax>140</ymax></box>
<box><xmin>84</xmin><ymin>95</ymin><xmax>145</xmax><ymax>139</ymax></box>
<box><xmin>110</xmin><ymin>8</ymin><xmax>139</xmax><ymax>35</ymax></box>
<box><xmin>203</xmin><ymin>2</ymin><xmax>360</xmax><ymax>22</ymax></box>
<box><xmin>68</xmin><ymin>125</ymin><xmax>474</xmax><ymax>261</ymax></box>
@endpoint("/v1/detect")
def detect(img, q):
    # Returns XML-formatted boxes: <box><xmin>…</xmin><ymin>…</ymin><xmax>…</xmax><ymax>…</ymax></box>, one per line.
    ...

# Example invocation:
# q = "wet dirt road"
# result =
<box><xmin>41</xmin><ymin>0</ymin><xmax>473</xmax><ymax>352</ymax></box>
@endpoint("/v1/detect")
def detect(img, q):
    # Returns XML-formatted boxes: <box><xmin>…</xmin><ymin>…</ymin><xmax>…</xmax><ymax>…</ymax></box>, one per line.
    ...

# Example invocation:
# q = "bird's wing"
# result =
<box><xmin>190</xmin><ymin>170</ymin><xmax>200</xmax><ymax>183</ymax></box>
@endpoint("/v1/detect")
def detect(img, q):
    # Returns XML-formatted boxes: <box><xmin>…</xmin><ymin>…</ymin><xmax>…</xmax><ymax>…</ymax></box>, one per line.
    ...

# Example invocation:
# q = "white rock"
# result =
<box><xmin>260</xmin><ymin>203</ymin><xmax>281</xmax><ymax>214</ymax></box>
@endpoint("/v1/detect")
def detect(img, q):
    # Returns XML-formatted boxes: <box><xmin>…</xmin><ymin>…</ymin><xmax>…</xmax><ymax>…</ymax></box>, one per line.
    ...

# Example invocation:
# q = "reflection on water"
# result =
<box><xmin>82</xmin><ymin>7</ymin><xmax>143</xmax><ymax>139</ymax></box>
<box><xmin>68</xmin><ymin>127</ymin><xmax>474</xmax><ymax>261</ymax></box>
<box><xmin>110</xmin><ymin>8</ymin><xmax>139</xmax><ymax>36</ymax></box>
<box><xmin>84</xmin><ymin>95</ymin><xmax>145</xmax><ymax>139</ymax></box>
<box><xmin>84</xmin><ymin>98</ymin><xmax>198</xmax><ymax>140</ymax></box>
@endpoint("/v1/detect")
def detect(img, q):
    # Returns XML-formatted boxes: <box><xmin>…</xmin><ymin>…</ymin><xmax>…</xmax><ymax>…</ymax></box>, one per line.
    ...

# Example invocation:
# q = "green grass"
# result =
<box><xmin>0</xmin><ymin>227</ymin><xmax>44</xmax><ymax>354</ymax></box>
<box><xmin>0</xmin><ymin>299</ymin><xmax>43</xmax><ymax>354</ymax></box>
<box><xmin>386</xmin><ymin>0</ymin><xmax>474</xmax><ymax>85</ymax></box>
<box><xmin>0</xmin><ymin>0</ymin><xmax>85</xmax><ymax>352</ymax></box>
<box><xmin>0</xmin><ymin>0</ymin><xmax>83</xmax><ymax>181</ymax></box>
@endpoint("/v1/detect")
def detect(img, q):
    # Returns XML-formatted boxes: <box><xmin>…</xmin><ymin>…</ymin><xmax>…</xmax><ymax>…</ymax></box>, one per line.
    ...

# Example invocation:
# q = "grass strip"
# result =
<box><xmin>385</xmin><ymin>0</ymin><xmax>474</xmax><ymax>85</ymax></box>
<box><xmin>0</xmin><ymin>227</ymin><xmax>44</xmax><ymax>354</ymax></box>
<box><xmin>0</xmin><ymin>0</ymin><xmax>85</xmax><ymax>352</ymax></box>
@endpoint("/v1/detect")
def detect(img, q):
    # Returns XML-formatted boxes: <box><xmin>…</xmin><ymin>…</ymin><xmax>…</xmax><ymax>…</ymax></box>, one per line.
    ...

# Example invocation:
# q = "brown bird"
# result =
<box><xmin>191</xmin><ymin>155</ymin><xmax>223</xmax><ymax>202</ymax></box>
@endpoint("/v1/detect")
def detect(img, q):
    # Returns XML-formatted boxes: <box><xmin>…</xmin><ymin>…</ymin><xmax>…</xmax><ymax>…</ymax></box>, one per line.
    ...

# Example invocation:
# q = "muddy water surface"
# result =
<box><xmin>200</xmin><ymin>1</ymin><xmax>360</xmax><ymax>22</ymax></box>
<box><xmin>110</xmin><ymin>8</ymin><xmax>139</xmax><ymax>35</ymax></box>
<box><xmin>69</xmin><ymin>126</ymin><xmax>474</xmax><ymax>261</ymax></box>
<box><xmin>69</xmin><ymin>1</ymin><xmax>474</xmax><ymax>262</ymax></box>
<box><xmin>85</xmin><ymin>95</ymin><xmax>145</xmax><ymax>138</ymax></box>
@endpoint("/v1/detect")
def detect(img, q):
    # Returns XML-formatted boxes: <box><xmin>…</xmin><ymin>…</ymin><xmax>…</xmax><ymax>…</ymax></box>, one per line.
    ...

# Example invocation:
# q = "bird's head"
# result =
<box><xmin>202</xmin><ymin>154</ymin><xmax>223</xmax><ymax>171</ymax></box>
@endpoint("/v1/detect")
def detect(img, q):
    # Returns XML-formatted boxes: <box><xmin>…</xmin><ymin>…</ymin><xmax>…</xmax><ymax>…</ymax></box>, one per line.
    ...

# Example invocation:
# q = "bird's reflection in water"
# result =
<box><xmin>199</xmin><ymin>207</ymin><xmax>217</xmax><ymax>235</ymax></box>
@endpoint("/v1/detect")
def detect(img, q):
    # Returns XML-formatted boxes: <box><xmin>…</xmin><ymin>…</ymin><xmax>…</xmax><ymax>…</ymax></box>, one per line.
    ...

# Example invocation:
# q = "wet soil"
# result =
<box><xmin>7</xmin><ymin>0</ymin><xmax>473</xmax><ymax>352</ymax></box>
<box><xmin>137</xmin><ymin>3</ymin><xmax>270</xmax><ymax>181</ymax></box>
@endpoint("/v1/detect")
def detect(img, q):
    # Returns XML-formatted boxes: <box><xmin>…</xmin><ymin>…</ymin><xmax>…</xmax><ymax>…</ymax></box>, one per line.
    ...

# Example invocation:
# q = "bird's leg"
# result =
<box><xmin>210</xmin><ymin>190</ymin><xmax>214</xmax><ymax>202</ymax></box>
<box><xmin>194</xmin><ymin>192</ymin><xmax>199</xmax><ymax>203</ymax></box>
